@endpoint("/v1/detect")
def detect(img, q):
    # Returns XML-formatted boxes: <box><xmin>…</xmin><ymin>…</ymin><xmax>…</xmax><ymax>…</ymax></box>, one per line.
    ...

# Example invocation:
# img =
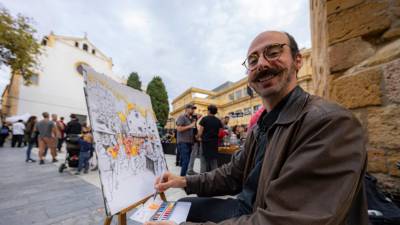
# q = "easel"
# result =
<box><xmin>104</xmin><ymin>192</ymin><xmax>167</xmax><ymax>225</ymax></box>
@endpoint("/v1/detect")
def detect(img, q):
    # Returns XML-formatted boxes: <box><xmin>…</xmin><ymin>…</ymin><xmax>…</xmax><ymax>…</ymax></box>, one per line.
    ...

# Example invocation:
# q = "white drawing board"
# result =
<box><xmin>82</xmin><ymin>66</ymin><xmax>167</xmax><ymax>215</ymax></box>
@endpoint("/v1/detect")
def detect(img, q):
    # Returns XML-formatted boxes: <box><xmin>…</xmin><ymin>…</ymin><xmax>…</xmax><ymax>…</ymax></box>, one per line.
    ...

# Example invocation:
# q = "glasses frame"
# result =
<box><xmin>242</xmin><ymin>43</ymin><xmax>288</xmax><ymax>71</ymax></box>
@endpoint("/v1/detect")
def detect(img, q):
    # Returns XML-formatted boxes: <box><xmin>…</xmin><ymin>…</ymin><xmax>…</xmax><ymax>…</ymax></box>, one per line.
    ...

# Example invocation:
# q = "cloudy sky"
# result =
<box><xmin>0</xmin><ymin>0</ymin><xmax>310</xmax><ymax>102</ymax></box>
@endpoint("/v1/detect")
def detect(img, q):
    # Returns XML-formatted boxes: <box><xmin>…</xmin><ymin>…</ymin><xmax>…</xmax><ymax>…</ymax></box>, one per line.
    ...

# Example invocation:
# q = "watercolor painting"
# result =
<box><xmin>83</xmin><ymin>66</ymin><xmax>167</xmax><ymax>216</ymax></box>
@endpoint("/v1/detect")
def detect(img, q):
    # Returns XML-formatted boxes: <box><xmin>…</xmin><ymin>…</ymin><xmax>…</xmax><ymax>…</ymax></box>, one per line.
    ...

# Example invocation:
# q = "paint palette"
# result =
<box><xmin>150</xmin><ymin>201</ymin><xmax>176</xmax><ymax>221</ymax></box>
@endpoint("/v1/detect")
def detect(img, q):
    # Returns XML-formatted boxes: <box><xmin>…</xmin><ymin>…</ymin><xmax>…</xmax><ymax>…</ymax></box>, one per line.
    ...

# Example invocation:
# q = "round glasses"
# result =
<box><xmin>242</xmin><ymin>43</ymin><xmax>288</xmax><ymax>70</ymax></box>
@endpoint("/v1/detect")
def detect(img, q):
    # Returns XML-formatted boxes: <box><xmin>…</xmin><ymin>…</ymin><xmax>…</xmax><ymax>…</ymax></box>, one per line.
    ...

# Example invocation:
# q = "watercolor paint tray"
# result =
<box><xmin>150</xmin><ymin>201</ymin><xmax>176</xmax><ymax>221</ymax></box>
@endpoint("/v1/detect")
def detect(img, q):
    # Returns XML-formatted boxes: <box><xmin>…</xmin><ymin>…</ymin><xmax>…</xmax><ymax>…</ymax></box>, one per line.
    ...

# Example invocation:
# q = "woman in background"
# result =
<box><xmin>25</xmin><ymin>116</ymin><xmax>37</xmax><ymax>162</ymax></box>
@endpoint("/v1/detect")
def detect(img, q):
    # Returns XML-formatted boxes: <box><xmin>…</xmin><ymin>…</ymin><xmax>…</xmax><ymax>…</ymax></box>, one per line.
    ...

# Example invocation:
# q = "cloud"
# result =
<box><xmin>0</xmin><ymin>0</ymin><xmax>310</xmax><ymax>102</ymax></box>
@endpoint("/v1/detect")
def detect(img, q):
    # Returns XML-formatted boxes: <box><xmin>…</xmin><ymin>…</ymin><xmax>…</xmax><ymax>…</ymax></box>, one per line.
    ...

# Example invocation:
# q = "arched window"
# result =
<box><xmin>75</xmin><ymin>42</ymin><xmax>79</xmax><ymax>47</ymax></box>
<box><xmin>92</xmin><ymin>49</ymin><xmax>96</xmax><ymax>55</ymax></box>
<box><xmin>76</xmin><ymin>62</ymin><xmax>90</xmax><ymax>76</ymax></box>
<box><xmin>83</xmin><ymin>43</ymin><xmax>88</xmax><ymax>51</ymax></box>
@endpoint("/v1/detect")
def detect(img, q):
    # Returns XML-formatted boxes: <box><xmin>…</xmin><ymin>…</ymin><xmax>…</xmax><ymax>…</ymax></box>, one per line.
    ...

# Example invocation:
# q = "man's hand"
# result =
<box><xmin>144</xmin><ymin>220</ymin><xmax>178</xmax><ymax>225</ymax></box>
<box><xmin>155</xmin><ymin>171</ymin><xmax>187</xmax><ymax>192</ymax></box>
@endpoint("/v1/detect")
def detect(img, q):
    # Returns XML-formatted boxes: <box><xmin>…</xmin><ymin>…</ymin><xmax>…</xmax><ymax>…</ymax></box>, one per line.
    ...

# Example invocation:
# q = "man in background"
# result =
<box><xmin>36</xmin><ymin>112</ymin><xmax>58</xmax><ymax>164</ymax></box>
<box><xmin>51</xmin><ymin>114</ymin><xmax>62</xmax><ymax>152</ymax></box>
<box><xmin>57</xmin><ymin>117</ymin><xmax>66</xmax><ymax>152</ymax></box>
<box><xmin>11</xmin><ymin>120</ymin><xmax>25</xmax><ymax>148</ymax></box>
<box><xmin>176</xmin><ymin>104</ymin><xmax>196</xmax><ymax>176</ymax></box>
<box><xmin>197</xmin><ymin>104</ymin><xmax>223</xmax><ymax>172</ymax></box>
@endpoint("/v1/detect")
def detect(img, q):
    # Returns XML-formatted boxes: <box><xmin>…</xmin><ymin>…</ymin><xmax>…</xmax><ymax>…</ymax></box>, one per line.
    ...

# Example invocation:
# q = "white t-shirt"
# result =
<box><xmin>12</xmin><ymin>122</ymin><xmax>25</xmax><ymax>135</ymax></box>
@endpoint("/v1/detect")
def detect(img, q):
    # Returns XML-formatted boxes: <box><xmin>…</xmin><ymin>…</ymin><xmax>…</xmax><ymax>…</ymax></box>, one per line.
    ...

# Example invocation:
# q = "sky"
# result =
<box><xmin>0</xmin><ymin>0</ymin><xmax>311</xmax><ymax>102</ymax></box>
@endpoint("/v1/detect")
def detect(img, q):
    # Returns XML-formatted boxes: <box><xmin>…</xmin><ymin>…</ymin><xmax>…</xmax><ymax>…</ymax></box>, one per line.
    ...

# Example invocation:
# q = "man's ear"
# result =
<box><xmin>295</xmin><ymin>53</ymin><xmax>303</xmax><ymax>71</ymax></box>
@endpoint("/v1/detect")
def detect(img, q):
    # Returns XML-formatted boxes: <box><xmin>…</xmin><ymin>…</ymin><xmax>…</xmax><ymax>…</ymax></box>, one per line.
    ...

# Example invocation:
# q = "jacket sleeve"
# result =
<box><xmin>183</xmin><ymin>110</ymin><xmax>367</xmax><ymax>225</ymax></box>
<box><xmin>184</xmin><ymin>129</ymin><xmax>255</xmax><ymax>197</ymax></box>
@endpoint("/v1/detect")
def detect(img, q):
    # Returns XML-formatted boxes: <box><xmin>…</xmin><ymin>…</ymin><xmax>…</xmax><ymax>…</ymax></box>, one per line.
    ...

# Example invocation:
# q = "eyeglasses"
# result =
<box><xmin>242</xmin><ymin>43</ymin><xmax>288</xmax><ymax>71</ymax></box>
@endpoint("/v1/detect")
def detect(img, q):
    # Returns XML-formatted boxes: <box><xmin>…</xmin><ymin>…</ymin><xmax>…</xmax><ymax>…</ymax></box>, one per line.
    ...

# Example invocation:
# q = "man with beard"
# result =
<box><xmin>145</xmin><ymin>31</ymin><xmax>367</xmax><ymax>225</ymax></box>
<box><xmin>176</xmin><ymin>104</ymin><xmax>197</xmax><ymax>176</ymax></box>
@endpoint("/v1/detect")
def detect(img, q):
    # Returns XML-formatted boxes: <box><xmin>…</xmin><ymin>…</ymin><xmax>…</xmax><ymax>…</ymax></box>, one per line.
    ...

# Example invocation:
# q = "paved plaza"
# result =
<box><xmin>0</xmin><ymin>142</ymin><xmax>197</xmax><ymax>225</ymax></box>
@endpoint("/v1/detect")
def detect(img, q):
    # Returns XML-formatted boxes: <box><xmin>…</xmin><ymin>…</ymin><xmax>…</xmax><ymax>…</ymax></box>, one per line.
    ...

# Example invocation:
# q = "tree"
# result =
<box><xmin>126</xmin><ymin>72</ymin><xmax>142</xmax><ymax>91</ymax></box>
<box><xmin>146</xmin><ymin>76</ymin><xmax>169</xmax><ymax>127</ymax></box>
<box><xmin>0</xmin><ymin>8</ymin><xmax>41</xmax><ymax>83</ymax></box>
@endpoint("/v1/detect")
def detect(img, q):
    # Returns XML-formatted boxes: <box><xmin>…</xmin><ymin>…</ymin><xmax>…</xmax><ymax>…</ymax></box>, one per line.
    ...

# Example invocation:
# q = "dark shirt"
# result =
<box><xmin>237</xmin><ymin>87</ymin><xmax>297</xmax><ymax>214</ymax></box>
<box><xmin>78</xmin><ymin>139</ymin><xmax>94</xmax><ymax>153</ymax></box>
<box><xmin>199</xmin><ymin>115</ymin><xmax>223</xmax><ymax>142</ymax></box>
<box><xmin>65</xmin><ymin>120</ymin><xmax>82</xmax><ymax>135</ymax></box>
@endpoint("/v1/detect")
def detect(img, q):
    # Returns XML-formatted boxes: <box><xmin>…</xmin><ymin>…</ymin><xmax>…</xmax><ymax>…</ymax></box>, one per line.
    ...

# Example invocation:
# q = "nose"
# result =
<box><xmin>255</xmin><ymin>55</ymin><xmax>272</xmax><ymax>72</ymax></box>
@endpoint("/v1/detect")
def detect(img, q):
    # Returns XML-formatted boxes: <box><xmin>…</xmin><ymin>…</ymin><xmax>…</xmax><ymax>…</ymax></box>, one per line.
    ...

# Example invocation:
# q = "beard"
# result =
<box><xmin>250</xmin><ymin>63</ymin><xmax>296</xmax><ymax>99</ymax></box>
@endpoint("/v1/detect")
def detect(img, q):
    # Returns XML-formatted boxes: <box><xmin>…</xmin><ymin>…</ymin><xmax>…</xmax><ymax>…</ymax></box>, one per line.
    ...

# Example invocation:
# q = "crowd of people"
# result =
<box><xmin>169</xmin><ymin>103</ymin><xmax>250</xmax><ymax>176</ymax></box>
<box><xmin>0</xmin><ymin>112</ymin><xmax>95</xmax><ymax>175</ymax></box>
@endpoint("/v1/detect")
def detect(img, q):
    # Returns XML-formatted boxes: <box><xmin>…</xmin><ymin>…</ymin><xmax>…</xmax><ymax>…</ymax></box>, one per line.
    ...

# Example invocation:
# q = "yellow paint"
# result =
<box><xmin>127</xmin><ymin>103</ymin><xmax>135</xmax><ymax>111</ymax></box>
<box><xmin>131</xmin><ymin>145</ymin><xmax>139</xmax><ymax>156</ymax></box>
<box><xmin>118</xmin><ymin>112</ymin><xmax>126</xmax><ymax>122</ymax></box>
<box><xmin>138</xmin><ymin>107</ymin><xmax>147</xmax><ymax>118</ymax></box>
<box><xmin>107</xmin><ymin>146</ymin><xmax>119</xmax><ymax>159</ymax></box>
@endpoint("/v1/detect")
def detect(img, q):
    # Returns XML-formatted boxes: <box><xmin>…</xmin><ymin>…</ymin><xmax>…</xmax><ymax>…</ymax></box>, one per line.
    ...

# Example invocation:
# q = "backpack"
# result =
<box><xmin>365</xmin><ymin>173</ymin><xmax>400</xmax><ymax>225</ymax></box>
<box><xmin>0</xmin><ymin>127</ymin><xmax>8</xmax><ymax>135</ymax></box>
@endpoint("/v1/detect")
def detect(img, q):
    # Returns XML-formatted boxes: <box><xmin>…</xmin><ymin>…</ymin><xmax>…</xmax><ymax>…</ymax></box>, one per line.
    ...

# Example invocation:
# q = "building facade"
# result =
<box><xmin>168</xmin><ymin>48</ymin><xmax>313</xmax><ymax>128</ymax></box>
<box><xmin>1</xmin><ymin>33</ymin><xmax>124</xmax><ymax>122</ymax></box>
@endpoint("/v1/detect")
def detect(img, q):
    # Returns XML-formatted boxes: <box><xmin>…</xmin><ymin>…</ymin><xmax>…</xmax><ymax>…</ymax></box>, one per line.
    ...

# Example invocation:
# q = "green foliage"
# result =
<box><xmin>0</xmin><ymin>8</ymin><xmax>41</xmax><ymax>83</ymax></box>
<box><xmin>146</xmin><ymin>76</ymin><xmax>169</xmax><ymax>127</ymax></box>
<box><xmin>127</xmin><ymin>72</ymin><xmax>142</xmax><ymax>91</ymax></box>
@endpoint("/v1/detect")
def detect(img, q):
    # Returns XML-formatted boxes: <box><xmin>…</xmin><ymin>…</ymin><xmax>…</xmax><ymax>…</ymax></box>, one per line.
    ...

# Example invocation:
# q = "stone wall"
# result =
<box><xmin>310</xmin><ymin>0</ymin><xmax>400</xmax><ymax>194</ymax></box>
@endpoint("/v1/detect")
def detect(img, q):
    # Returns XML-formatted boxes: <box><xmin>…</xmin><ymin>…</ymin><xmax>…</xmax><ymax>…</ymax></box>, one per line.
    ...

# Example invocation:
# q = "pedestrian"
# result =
<box><xmin>36</xmin><ymin>112</ymin><xmax>58</xmax><ymax>164</ymax></box>
<box><xmin>56</xmin><ymin>116</ymin><xmax>66</xmax><ymax>152</ymax></box>
<box><xmin>187</xmin><ymin>113</ymin><xmax>202</xmax><ymax>175</ymax></box>
<box><xmin>176</xmin><ymin>104</ymin><xmax>196</xmax><ymax>176</ymax></box>
<box><xmin>25</xmin><ymin>116</ymin><xmax>37</xmax><ymax>162</ymax></box>
<box><xmin>197</xmin><ymin>104</ymin><xmax>223</xmax><ymax>172</ymax></box>
<box><xmin>149</xmin><ymin>31</ymin><xmax>367</xmax><ymax>225</ymax></box>
<box><xmin>11</xmin><ymin>120</ymin><xmax>25</xmax><ymax>147</ymax></box>
<box><xmin>51</xmin><ymin>114</ymin><xmax>62</xmax><ymax>151</ymax></box>
<box><xmin>65</xmin><ymin>114</ymin><xmax>82</xmax><ymax>137</ymax></box>
<box><xmin>75</xmin><ymin>126</ymin><xmax>94</xmax><ymax>175</ymax></box>
<box><xmin>0</xmin><ymin>123</ymin><xmax>10</xmax><ymax>147</ymax></box>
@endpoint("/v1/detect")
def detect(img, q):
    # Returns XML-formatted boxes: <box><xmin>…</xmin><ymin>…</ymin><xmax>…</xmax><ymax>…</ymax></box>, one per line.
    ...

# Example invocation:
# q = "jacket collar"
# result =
<box><xmin>274</xmin><ymin>85</ymin><xmax>310</xmax><ymax>125</ymax></box>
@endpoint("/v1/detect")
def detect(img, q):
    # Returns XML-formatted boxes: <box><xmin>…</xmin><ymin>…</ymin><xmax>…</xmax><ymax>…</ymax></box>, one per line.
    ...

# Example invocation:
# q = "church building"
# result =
<box><xmin>1</xmin><ymin>32</ymin><xmax>125</xmax><ymax>122</ymax></box>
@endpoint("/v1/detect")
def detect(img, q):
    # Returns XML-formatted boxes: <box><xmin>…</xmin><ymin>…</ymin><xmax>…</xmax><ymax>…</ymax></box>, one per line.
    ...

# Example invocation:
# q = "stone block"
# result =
<box><xmin>330</xmin><ymin>67</ymin><xmax>382</xmax><ymax>109</ymax></box>
<box><xmin>361</xmin><ymin>39</ymin><xmax>400</xmax><ymax>67</ymax></box>
<box><xmin>387</xmin><ymin>153</ymin><xmax>400</xmax><ymax>177</ymax></box>
<box><xmin>382</xmin><ymin>27</ymin><xmax>400</xmax><ymax>40</ymax></box>
<box><xmin>368</xmin><ymin>105</ymin><xmax>400</xmax><ymax>149</ymax></box>
<box><xmin>327</xmin><ymin>0</ymin><xmax>364</xmax><ymax>15</ymax></box>
<box><xmin>328</xmin><ymin>1</ymin><xmax>391</xmax><ymax>44</ymax></box>
<box><xmin>367</xmin><ymin>149</ymin><xmax>388</xmax><ymax>174</ymax></box>
<box><xmin>329</xmin><ymin>37</ymin><xmax>375</xmax><ymax>72</ymax></box>
<box><xmin>383</xmin><ymin>58</ymin><xmax>400</xmax><ymax>103</ymax></box>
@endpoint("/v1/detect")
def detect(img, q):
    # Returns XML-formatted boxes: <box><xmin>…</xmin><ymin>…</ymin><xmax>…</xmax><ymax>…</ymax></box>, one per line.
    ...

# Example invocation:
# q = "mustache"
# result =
<box><xmin>251</xmin><ymin>67</ymin><xmax>283</xmax><ymax>82</ymax></box>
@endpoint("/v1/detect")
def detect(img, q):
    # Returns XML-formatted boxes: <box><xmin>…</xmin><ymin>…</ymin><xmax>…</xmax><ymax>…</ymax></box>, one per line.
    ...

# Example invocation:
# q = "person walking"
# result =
<box><xmin>57</xmin><ymin>117</ymin><xmax>66</xmax><ymax>152</ymax></box>
<box><xmin>25</xmin><ymin>116</ymin><xmax>37</xmax><ymax>162</ymax></box>
<box><xmin>11</xmin><ymin>120</ymin><xmax>25</xmax><ymax>147</ymax></box>
<box><xmin>36</xmin><ymin>112</ymin><xmax>58</xmax><ymax>164</ymax></box>
<box><xmin>51</xmin><ymin>114</ymin><xmax>62</xmax><ymax>152</ymax></box>
<box><xmin>0</xmin><ymin>123</ymin><xmax>10</xmax><ymax>147</ymax></box>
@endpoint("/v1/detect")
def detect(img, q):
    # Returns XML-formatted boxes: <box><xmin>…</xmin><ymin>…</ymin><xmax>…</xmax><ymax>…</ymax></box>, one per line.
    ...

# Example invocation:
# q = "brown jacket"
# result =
<box><xmin>185</xmin><ymin>87</ymin><xmax>368</xmax><ymax>225</ymax></box>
